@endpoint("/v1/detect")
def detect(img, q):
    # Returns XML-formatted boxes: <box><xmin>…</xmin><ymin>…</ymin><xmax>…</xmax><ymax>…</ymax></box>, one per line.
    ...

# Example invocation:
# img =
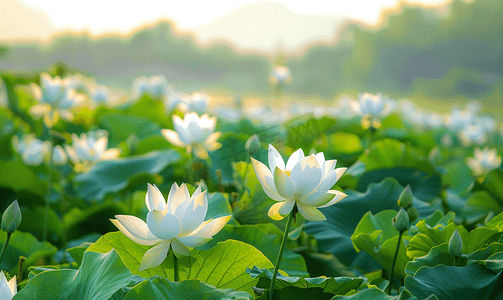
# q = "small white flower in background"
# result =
<box><xmin>186</xmin><ymin>92</ymin><xmax>208</xmax><ymax>114</ymax></box>
<box><xmin>422</xmin><ymin>112</ymin><xmax>443</xmax><ymax>129</ymax></box>
<box><xmin>444</xmin><ymin>108</ymin><xmax>473</xmax><ymax>132</ymax></box>
<box><xmin>65</xmin><ymin>130</ymin><xmax>121</xmax><ymax>172</ymax></box>
<box><xmin>29</xmin><ymin>73</ymin><xmax>84</xmax><ymax>127</ymax></box>
<box><xmin>0</xmin><ymin>271</ymin><xmax>16</xmax><ymax>299</ymax></box>
<box><xmin>213</xmin><ymin>107</ymin><xmax>242</xmax><ymax>123</ymax></box>
<box><xmin>251</xmin><ymin>145</ymin><xmax>347</xmax><ymax>221</ymax></box>
<box><xmin>161</xmin><ymin>112</ymin><xmax>221</xmax><ymax>159</ymax></box>
<box><xmin>351</xmin><ymin>93</ymin><xmax>395</xmax><ymax>129</ymax></box>
<box><xmin>133</xmin><ymin>75</ymin><xmax>171</xmax><ymax>99</ymax></box>
<box><xmin>476</xmin><ymin>116</ymin><xmax>495</xmax><ymax>133</ymax></box>
<box><xmin>12</xmin><ymin>134</ymin><xmax>50</xmax><ymax>166</ymax></box>
<box><xmin>245</xmin><ymin>106</ymin><xmax>290</xmax><ymax>125</ymax></box>
<box><xmin>52</xmin><ymin>145</ymin><xmax>67</xmax><ymax>166</ymax></box>
<box><xmin>90</xmin><ymin>84</ymin><xmax>110</xmax><ymax>104</ymax></box>
<box><xmin>269</xmin><ymin>65</ymin><xmax>292</xmax><ymax>85</ymax></box>
<box><xmin>165</xmin><ymin>92</ymin><xmax>189</xmax><ymax>112</ymax></box>
<box><xmin>165</xmin><ymin>92</ymin><xmax>208</xmax><ymax>114</ymax></box>
<box><xmin>466</xmin><ymin>100</ymin><xmax>482</xmax><ymax>115</ymax></box>
<box><xmin>459</xmin><ymin>124</ymin><xmax>486</xmax><ymax>146</ymax></box>
<box><xmin>466</xmin><ymin>147</ymin><xmax>501</xmax><ymax>177</ymax></box>
<box><xmin>111</xmin><ymin>183</ymin><xmax>231</xmax><ymax>271</ymax></box>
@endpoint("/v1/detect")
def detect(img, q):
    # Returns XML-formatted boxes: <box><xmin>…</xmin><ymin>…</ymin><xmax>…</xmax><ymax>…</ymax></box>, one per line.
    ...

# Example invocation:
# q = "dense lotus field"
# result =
<box><xmin>2</xmin><ymin>69</ymin><xmax>503</xmax><ymax>300</ymax></box>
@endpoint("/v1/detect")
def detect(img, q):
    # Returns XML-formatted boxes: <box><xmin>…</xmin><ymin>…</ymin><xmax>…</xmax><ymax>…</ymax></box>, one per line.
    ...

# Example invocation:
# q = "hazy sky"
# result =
<box><xmin>23</xmin><ymin>0</ymin><xmax>451</xmax><ymax>34</ymax></box>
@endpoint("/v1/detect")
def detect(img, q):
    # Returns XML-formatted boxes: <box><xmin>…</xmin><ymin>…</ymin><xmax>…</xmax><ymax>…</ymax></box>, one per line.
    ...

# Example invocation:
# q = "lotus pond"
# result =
<box><xmin>1</xmin><ymin>71</ymin><xmax>503</xmax><ymax>300</ymax></box>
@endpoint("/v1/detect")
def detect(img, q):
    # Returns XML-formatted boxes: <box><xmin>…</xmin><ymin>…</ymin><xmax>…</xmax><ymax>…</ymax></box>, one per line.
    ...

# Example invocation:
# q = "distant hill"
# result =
<box><xmin>286</xmin><ymin>0</ymin><xmax>503</xmax><ymax>102</ymax></box>
<box><xmin>0</xmin><ymin>21</ymin><xmax>273</xmax><ymax>92</ymax></box>
<box><xmin>192</xmin><ymin>2</ymin><xmax>347</xmax><ymax>53</ymax></box>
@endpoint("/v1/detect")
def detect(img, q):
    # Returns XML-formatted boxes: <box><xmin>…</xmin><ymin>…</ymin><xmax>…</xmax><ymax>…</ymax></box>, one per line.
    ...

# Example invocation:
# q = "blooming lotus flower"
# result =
<box><xmin>161</xmin><ymin>112</ymin><xmax>221</xmax><ymax>159</ymax></box>
<box><xmin>269</xmin><ymin>66</ymin><xmax>292</xmax><ymax>85</ymax></box>
<box><xmin>12</xmin><ymin>134</ymin><xmax>50</xmax><ymax>166</ymax></box>
<box><xmin>133</xmin><ymin>75</ymin><xmax>171</xmax><ymax>98</ymax></box>
<box><xmin>65</xmin><ymin>130</ymin><xmax>121</xmax><ymax>172</ymax></box>
<box><xmin>0</xmin><ymin>271</ymin><xmax>16</xmax><ymax>300</ymax></box>
<box><xmin>466</xmin><ymin>147</ymin><xmax>501</xmax><ymax>177</ymax></box>
<box><xmin>251</xmin><ymin>145</ymin><xmax>347</xmax><ymax>221</ymax></box>
<box><xmin>29</xmin><ymin>73</ymin><xmax>84</xmax><ymax>127</ymax></box>
<box><xmin>111</xmin><ymin>183</ymin><xmax>231</xmax><ymax>270</ymax></box>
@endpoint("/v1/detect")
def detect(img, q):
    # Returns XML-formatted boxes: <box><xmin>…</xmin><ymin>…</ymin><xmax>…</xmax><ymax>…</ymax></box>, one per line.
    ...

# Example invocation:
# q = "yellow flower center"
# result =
<box><xmin>284</xmin><ymin>170</ymin><xmax>291</xmax><ymax>177</ymax></box>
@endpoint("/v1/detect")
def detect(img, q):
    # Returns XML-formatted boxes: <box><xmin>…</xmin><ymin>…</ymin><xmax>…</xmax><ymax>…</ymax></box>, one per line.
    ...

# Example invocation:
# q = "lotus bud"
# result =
<box><xmin>1</xmin><ymin>200</ymin><xmax>22</xmax><ymax>233</ymax></box>
<box><xmin>392</xmin><ymin>208</ymin><xmax>409</xmax><ymax>232</ymax></box>
<box><xmin>397</xmin><ymin>185</ymin><xmax>413</xmax><ymax>209</ymax></box>
<box><xmin>449</xmin><ymin>229</ymin><xmax>463</xmax><ymax>258</ymax></box>
<box><xmin>406</xmin><ymin>207</ymin><xmax>419</xmax><ymax>223</ymax></box>
<box><xmin>245</xmin><ymin>134</ymin><xmax>261</xmax><ymax>156</ymax></box>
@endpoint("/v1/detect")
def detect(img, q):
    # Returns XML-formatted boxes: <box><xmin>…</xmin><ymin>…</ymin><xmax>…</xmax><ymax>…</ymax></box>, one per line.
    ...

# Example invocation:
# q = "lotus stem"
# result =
<box><xmin>387</xmin><ymin>230</ymin><xmax>404</xmax><ymax>295</ymax></box>
<box><xmin>43</xmin><ymin>136</ymin><xmax>54</xmax><ymax>242</ymax></box>
<box><xmin>173</xmin><ymin>251</ymin><xmax>179</xmax><ymax>282</ymax></box>
<box><xmin>18</xmin><ymin>256</ymin><xmax>26</xmax><ymax>283</ymax></box>
<box><xmin>269</xmin><ymin>207</ymin><xmax>295</xmax><ymax>300</ymax></box>
<box><xmin>0</xmin><ymin>232</ymin><xmax>11</xmax><ymax>266</ymax></box>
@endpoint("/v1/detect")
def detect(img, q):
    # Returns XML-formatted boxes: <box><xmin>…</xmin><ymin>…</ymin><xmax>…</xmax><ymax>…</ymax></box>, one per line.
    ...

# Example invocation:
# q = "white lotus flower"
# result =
<box><xmin>251</xmin><ymin>145</ymin><xmax>347</xmax><ymax>221</ymax></box>
<box><xmin>65</xmin><ymin>130</ymin><xmax>121</xmax><ymax>172</ymax></box>
<box><xmin>459</xmin><ymin>124</ymin><xmax>486</xmax><ymax>146</ymax></box>
<box><xmin>161</xmin><ymin>112</ymin><xmax>221</xmax><ymax>159</ymax></box>
<box><xmin>269</xmin><ymin>66</ymin><xmax>292</xmax><ymax>85</ymax></box>
<box><xmin>29</xmin><ymin>73</ymin><xmax>84</xmax><ymax>127</ymax></box>
<box><xmin>466</xmin><ymin>147</ymin><xmax>501</xmax><ymax>177</ymax></box>
<box><xmin>0</xmin><ymin>271</ymin><xmax>16</xmax><ymax>300</ymax></box>
<box><xmin>133</xmin><ymin>75</ymin><xmax>171</xmax><ymax>98</ymax></box>
<box><xmin>111</xmin><ymin>183</ymin><xmax>231</xmax><ymax>271</ymax></box>
<box><xmin>12</xmin><ymin>134</ymin><xmax>50</xmax><ymax>166</ymax></box>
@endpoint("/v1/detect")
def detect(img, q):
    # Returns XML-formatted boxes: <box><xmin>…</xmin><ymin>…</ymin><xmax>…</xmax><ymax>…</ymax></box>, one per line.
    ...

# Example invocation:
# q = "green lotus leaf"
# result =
<box><xmin>86</xmin><ymin>232</ymin><xmax>273</xmax><ymax>295</ymax></box>
<box><xmin>198</xmin><ymin>224</ymin><xmax>308</xmax><ymax>276</ymax></box>
<box><xmin>247</xmin><ymin>266</ymin><xmax>362</xmax><ymax>295</ymax></box>
<box><xmin>123</xmin><ymin>277</ymin><xmax>251</xmax><ymax>300</ymax></box>
<box><xmin>351</xmin><ymin>210</ymin><xmax>412</xmax><ymax>279</ymax></box>
<box><xmin>14</xmin><ymin>250</ymin><xmax>134</xmax><ymax>300</ymax></box>
<box><xmin>74</xmin><ymin>150</ymin><xmax>180</xmax><ymax>202</ymax></box>
<box><xmin>404</xmin><ymin>264</ymin><xmax>503</xmax><ymax>300</ymax></box>
<box><xmin>0</xmin><ymin>230</ymin><xmax>57</xmax><ymax>275</ymax></box>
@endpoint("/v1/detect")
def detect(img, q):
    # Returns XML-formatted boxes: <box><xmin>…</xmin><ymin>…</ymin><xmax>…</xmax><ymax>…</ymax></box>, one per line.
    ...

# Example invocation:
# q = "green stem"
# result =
<box><xmin>0</xmin><ymin>232</ymin><xmax>11</xmax><ymax>266</ymax></box>
<box><xmin>387</xmin><ymin>230</ymin><xmax>404</xmax><ymax>295</ymax></box>
<box><xmin>58</xmin><ymin>168</ymin><xmax>67</xmax><ymax>258</ymax></box>
<box><xmin>173</xmin><ymin>252</ymin><xmax>179</xmax><ymax>282</ymax></box>
<box><xmin>43</xmin><ymin>136</ymin><xmax>54</xmax><ymax>242</ymax></box>
<box><xmin>269</xmin><ymin>208</ymin><xmax>295</xmax><ymax>300</ymax></box>
<box><xmin>453</xmin><ymin>256</ymin><xmax>458</xmax><ymax>267</ymax></box>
